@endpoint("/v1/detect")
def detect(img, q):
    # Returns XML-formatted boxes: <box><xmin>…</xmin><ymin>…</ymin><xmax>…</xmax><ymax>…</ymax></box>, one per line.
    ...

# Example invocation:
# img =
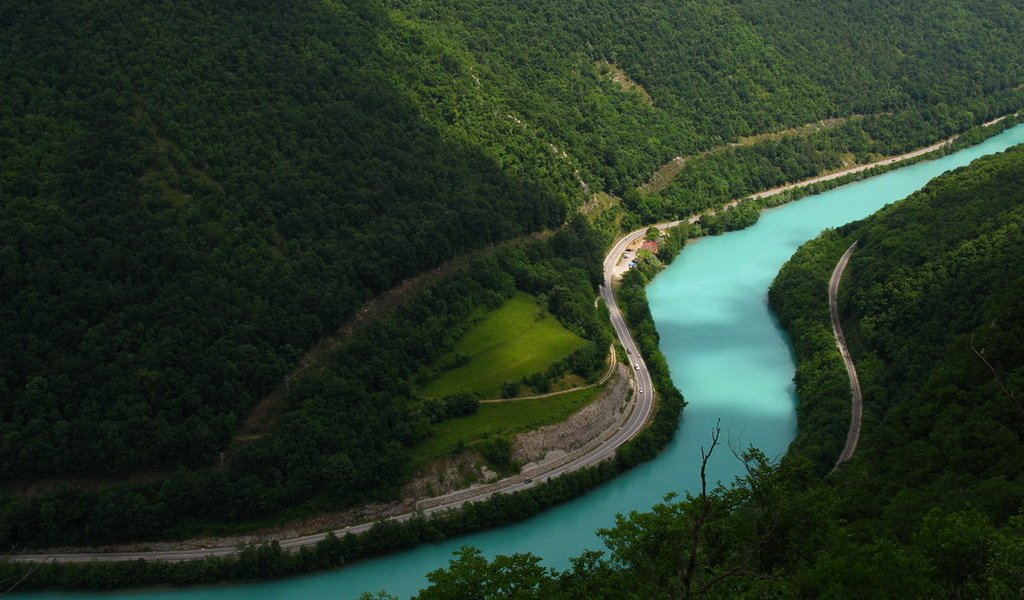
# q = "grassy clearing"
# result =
<box><xmin>409</xmin><ymin>387</ymin><xmax>600</xmax><ymax>464</ymax></box>
<box><xmin>580</xmin><ymin>190</ymin><xmax>621</xmax><ymax>220</ymax></box>
<box><xmin>419</xmin><ymin>291</ymin><xmax>586</xmax><ymax>398</ymax></box>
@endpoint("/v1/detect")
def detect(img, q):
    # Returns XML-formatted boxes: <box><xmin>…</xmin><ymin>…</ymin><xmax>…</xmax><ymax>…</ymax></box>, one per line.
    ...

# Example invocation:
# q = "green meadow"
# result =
<box><xmin>419</xmin><ymin>291</ymin><xmax>586</xmax><ymax>398</ymax></box>
<box><xmin>410</xmin><ymin>387</ymin><xmax>600</xmax><ymax>464</ymax></box>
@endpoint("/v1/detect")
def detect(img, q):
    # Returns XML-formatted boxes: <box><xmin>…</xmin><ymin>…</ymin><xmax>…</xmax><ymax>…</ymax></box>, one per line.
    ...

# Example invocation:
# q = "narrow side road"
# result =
<box><xmin>830</xmin><ymin>242</ymin><xmax>862</xmax><ymax>470</ymax></box>
<box><xmin>480</xmin><ymin>345</ymin><xmax>617</xmax><ymax>403</ymax></box>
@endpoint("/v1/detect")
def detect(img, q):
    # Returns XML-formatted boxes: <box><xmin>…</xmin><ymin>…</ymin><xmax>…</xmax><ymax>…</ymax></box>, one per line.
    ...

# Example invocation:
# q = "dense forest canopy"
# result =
<box><xmin>3</xmin><ymin>0</ymin><xmax>1024</xmax><ymax>547</ymax></box>
<box><xmin>795</xmin><ymin>146</ymin><xmax>1024</xmax><ymax>528</ymax></box>
<box><xmin>770</xmin><ymin>146</ymin><xmax>1024</xmax><ymax>597</ymax></box>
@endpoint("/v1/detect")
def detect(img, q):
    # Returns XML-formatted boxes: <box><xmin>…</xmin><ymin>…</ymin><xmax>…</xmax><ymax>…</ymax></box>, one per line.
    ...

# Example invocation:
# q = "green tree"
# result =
<box><xmin>416</xmin><ymin>547</ymin><xmax>557</xmax><ymax>600</ymax></box>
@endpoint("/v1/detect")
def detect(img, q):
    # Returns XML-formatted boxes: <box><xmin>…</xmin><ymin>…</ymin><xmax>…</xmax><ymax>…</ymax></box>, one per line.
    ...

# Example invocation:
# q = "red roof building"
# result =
<box><xmin>640</xmin><ymin>240</ymin><xmax>660</xmax><ymax>254</ymax></box>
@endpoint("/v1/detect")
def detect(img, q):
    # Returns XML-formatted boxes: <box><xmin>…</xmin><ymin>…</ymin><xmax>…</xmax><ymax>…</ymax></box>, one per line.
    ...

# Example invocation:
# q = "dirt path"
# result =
<box><xmin>233</xmin><ymin>230</ymin><xmax>556</xmax><ymax>446</ymax></box>
<box><xmin>830</xmin><ymin>242</ymin><xmax>862</xmax><ymax>471</ymax></box>
<box><xmin>642</xmin><ymin>110</ymin><xmax>1019</xmax><ymax>198</ymax></box>
<box><xmin>479</xmin><ymin>344</ymin><xmax>616</xmax><ymax>403</ymax></box>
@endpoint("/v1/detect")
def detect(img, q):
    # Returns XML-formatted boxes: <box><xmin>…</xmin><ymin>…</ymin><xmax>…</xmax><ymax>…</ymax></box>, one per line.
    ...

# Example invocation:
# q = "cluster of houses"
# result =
<box><xmin>623</xmin><ymin>239</ymin><xmax>660</xmax><ymax>269</ymax></box>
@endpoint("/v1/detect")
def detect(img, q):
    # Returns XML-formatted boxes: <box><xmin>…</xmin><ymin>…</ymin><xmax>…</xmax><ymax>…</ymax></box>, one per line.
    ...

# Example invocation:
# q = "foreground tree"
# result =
<box><xmin>414</xmin><ymin>427</ymin><xmax>812</xmax><ymax>599</ymax></box>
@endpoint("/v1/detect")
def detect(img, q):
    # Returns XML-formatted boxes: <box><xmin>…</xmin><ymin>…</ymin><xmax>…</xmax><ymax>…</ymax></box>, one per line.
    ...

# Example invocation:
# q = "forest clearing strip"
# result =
<box><xmin>638</xmin><ymin>122</ymin><xmax>986</xmax><ymax>234</ymax></box>
<box><xmin>829</xmin><ymin>242</ymin><xmax>862</xmax><ymax>470</ymax></box>
<box><xmin>748</xmin><ymin>140</ymin><xmax>951</xmax><ymax>201</ymax></box>
<box><xmin>646</xmin><ymin>110</ymin><xmax>1017</xmax><ymax>200</ymax></box>
<box><xmin>746</xmin><ymin>111</ymin><xmax>1019</xmax><ymax>203</ymax></box>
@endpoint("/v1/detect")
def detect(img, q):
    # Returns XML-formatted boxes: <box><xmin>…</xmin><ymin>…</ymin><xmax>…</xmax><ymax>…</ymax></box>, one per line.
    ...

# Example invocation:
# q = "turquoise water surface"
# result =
<box><xmin>18</xmin><ymin>124</ymin><xmax>1024</xmax><ymax>599</ymax></box>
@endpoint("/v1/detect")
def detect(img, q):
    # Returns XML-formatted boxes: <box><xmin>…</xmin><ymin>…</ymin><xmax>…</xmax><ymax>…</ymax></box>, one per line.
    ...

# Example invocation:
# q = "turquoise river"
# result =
<box><xmin>20</xmin><ymin>123</ymin><xmax>1024</xmax><ymax>599</ymax></box>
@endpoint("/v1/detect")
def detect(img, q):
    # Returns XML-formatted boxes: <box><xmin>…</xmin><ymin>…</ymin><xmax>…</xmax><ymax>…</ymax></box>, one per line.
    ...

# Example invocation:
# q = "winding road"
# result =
<box><xmin>830</xmin><ymin>242</ymin><xmax>863</xmax><ymax>470</ymax></box>
<box><xmin>11</xmin><ymin>232</ymin><xmax>658</xmax><ymax>565</ymax></box>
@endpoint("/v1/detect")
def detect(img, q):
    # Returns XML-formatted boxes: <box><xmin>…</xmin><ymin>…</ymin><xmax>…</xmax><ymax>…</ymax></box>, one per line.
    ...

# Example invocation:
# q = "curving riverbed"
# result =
<box><xmin>17</xmin><ymin>123</ymin><xmax>1024</xmax><ymax>600</ymax></box>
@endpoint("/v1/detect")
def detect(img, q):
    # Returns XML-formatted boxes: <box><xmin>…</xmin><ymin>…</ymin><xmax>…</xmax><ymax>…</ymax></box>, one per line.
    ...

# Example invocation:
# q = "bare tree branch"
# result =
<box><xmin>677</xmin><ymin>425</ymin><xmax>790</xmax><ymax>599</ymax></box>
<box><xmin>679</xmin><ymin>420</ymin><xmax>721</xmax><ymax>599</ymax></box>
<box><xmin>697</xmin><ymin>560</ymin><xmax>759</xmax><ymax>595</ymax></box>
<box><xmin>971</xmin><ymin>334</ymin><xmax>1023</xmax><ymax>416</ymax></box>
<box><xmin>1</xmin><ymin>555</ymin><xmax>52</xmax><ymax>597</ymax></box>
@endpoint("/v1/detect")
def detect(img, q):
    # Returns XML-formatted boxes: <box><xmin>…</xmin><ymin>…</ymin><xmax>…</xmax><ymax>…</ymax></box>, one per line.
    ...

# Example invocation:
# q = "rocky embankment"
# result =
<box><xmin>514</xmin><ymin>364</ymin><xmax>630</xmax><ymax>467</ymax></box>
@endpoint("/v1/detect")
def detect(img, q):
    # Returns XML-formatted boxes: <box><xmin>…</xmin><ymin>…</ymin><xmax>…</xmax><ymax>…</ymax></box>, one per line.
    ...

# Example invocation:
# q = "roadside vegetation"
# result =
<box><xmin>0</xmin><ymin>216</ymin><xmax>610</xmax><ymax>548</ymax></box>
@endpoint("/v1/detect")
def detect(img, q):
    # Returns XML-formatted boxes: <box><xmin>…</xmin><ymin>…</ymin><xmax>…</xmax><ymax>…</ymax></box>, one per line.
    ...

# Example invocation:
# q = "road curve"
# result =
<box><xmin>830</xmin><ymin>242</ymin><xmax>862</xmax><ymax>470</ymax></box>
<box><xmin>11</xmin><ymin>234</ymin><xmax>660</xmax><ymax>565</ymax></box>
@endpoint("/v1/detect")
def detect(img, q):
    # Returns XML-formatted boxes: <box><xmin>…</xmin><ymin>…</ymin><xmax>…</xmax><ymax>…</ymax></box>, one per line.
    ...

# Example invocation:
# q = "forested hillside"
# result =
<box><xmin>770</xmin><ymin>146</ymin><xmax>1024</xmax><ymax>596</ymax></box>
<box><xmin>3</xmin><ymin>0</ymin><xmax>1024</xmax><ymax>547</ymax></box>
<box><xmin>406</xmin><ymin>146</ymin><xmax>1024</xmax><ymax>599</ymax></box>
<box><xmin>774</xmin><ymin>145</ymin><xmax>1024</xmax><ymax>530</ymax></box>
<box><xmin>0</xmin><ymin>0</ymin><xmax>567</xmax><ymax>480</ymax></box>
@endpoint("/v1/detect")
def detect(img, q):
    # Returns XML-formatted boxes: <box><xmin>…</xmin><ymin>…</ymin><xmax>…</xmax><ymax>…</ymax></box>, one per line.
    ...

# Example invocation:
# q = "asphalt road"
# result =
<box><xmin>13</xmin><ymin>230</ymin><xmax>661</xmax><ymax>565</ymax></box>
<box><xmin>830</xmin><ymin>242</ymin><xmax>862</xmax><ymax>470</ymax></box>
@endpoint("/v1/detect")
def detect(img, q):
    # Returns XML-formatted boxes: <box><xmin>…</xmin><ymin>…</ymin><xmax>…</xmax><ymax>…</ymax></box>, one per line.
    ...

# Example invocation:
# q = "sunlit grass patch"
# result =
<box><xmin>419</xmin><ymin>291</ymin><xmax>586</xmax><ymax>398</ymax></box>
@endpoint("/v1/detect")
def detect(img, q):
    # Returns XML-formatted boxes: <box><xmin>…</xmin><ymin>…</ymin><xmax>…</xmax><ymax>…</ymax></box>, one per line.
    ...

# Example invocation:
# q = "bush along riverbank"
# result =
<box><xmin>0</xmin><ymin>228</ymin><xmax>689</xmax><ymax>592</ymax></box>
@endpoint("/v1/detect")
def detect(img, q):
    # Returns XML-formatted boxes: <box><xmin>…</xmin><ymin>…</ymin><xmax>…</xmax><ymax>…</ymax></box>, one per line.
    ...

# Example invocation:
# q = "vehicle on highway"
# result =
<box><xmin>634</xmin><ymin>363</ymin><xmax>639</xmax><ymax>370</ymax></box>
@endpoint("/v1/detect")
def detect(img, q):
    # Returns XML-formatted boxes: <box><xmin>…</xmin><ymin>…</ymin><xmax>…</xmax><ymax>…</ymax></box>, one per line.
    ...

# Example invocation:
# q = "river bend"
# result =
<box><xmin>18</xmin><ymin>124</ymin><xmax>1024</xmax><ymax>600</ymax></box>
